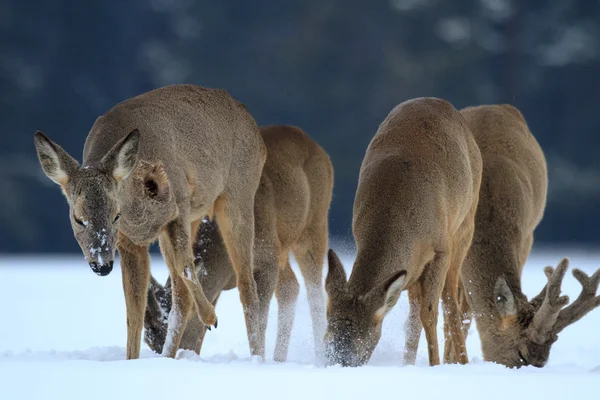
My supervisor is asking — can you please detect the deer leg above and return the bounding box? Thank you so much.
[442,275,468,364]
[442,224,473,365]
[293,230,327,361]
[159,216,216,358]
[214,196,264,357]
[419,252,448,366]
[274,257,300,362]
[253,249,279,355]
[444,280,472,364]
[457,282,473,349]
[117,232,150,360]
[404,283,423,365]
[192,293,222,354]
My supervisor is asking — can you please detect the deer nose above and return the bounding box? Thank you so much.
[89,261,114,276]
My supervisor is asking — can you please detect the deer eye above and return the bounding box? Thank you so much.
[518,350,529,366]
[113,213,121,224]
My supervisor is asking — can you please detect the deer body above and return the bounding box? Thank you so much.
[34,84,267,359]
[450,104,600,368]
[325,98,482,366]
[144,125,333,362]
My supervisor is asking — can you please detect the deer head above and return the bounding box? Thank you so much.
[480,258,600,368]
[34,130,140,276]
[324,249,406,367]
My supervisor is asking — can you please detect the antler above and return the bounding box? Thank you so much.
[529,267,551,310]
[553,267,600,334]
[527,258,570,344]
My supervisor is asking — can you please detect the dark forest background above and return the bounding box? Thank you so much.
[2,0,599,253]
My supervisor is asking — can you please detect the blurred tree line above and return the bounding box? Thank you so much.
[1,0,599,253]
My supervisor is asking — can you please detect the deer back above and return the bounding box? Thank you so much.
[85,84,266,245]
[349,97,482,292]
[460,105,547,304]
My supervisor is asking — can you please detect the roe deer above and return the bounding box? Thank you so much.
[444,104,600,368]
[324,98,482,366]
[34,84,267,359]
[144,125,334,362]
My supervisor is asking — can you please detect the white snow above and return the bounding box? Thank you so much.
[0,250,599,399]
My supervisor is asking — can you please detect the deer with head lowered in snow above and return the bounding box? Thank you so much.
[444,104,600,368]
[34,84,267,359]
[144,125,334,362]
[324,97,482,367]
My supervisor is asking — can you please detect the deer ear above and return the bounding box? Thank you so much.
[325,249,347,298]
[34,131,79,189]
[101,129,140,182]
[370,271,407,320]
[142,162,170,200]
[494,276,517,329]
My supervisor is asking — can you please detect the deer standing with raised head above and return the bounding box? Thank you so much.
[324,97,482,366]
[444,104,600,368]
[34,84,267,359]
[144,125,334,362]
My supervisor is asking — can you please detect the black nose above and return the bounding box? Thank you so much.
[89,261,113,276]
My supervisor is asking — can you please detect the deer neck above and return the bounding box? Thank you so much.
[346,237,417,297]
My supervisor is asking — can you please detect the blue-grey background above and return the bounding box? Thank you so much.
[2,0,599,253]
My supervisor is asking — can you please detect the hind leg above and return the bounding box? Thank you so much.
[293,227,327,360]
[441,265,469,364]
[419,252,449,366]
[445,280,472,363]
[442,223,473,365]
[253,244,279,355]
[214,196,264,357]
[404,283,423,365]
[274,256,300,362]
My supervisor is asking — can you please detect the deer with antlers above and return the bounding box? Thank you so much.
[34,84,267,359]
[144,125,333,362]
[324,97,482,367]
[444,104,600,367]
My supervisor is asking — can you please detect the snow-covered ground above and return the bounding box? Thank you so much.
[0,250,599,400]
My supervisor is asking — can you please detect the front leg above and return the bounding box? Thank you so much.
[159,216,216,358]
[117,232,150,360]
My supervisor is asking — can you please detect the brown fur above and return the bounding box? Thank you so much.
[144,125,334,362]
[446,104,600,368]
[324,98,482,367]
[34,84,267,359]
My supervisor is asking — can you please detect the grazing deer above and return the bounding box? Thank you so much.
[144,125,333,361]
[34,84,267,359]
[443,104,600,368]
[324,98,482,367]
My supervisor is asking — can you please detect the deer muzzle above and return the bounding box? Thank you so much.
[89,260,114,276]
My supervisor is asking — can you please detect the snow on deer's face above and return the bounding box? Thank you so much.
[34,129,140,276]
[67,169,121,276]
[324,249,406,367]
